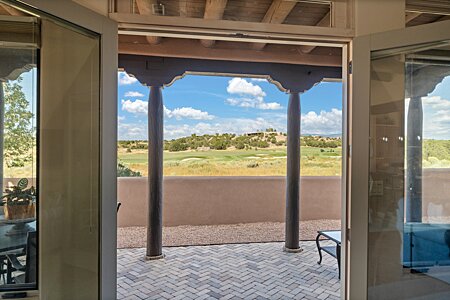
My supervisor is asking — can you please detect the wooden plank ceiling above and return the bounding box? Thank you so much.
[119,0,450,66]
[124,0,337,66]
[1,0,449,66]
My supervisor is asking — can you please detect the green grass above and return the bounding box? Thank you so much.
[119,146,342,176]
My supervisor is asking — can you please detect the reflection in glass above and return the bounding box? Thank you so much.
[368,45,450,299]
[0,52,38,289]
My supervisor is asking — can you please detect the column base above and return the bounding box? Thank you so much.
[283,246,303,253]
[145,254,165,260]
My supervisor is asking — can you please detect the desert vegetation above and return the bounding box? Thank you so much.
[117,131,450,177]
[118,131,342,176]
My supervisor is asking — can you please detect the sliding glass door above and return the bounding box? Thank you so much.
[368,42,450,300]
[0,1,111,298]
[350,19,450,300]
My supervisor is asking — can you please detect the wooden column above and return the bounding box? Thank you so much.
[146,86,164,259]
[285,92,302,252]
[406,96,423,222]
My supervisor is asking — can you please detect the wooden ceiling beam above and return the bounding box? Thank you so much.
[406,0,450,15]
[135,0,162,45]
[118,37,341,67]
[405,12,422,23]
[438,15,450,21]
[252,0,297,51]
[0,3,26,16]
[112,12,354,41]
[297,12,331,54]
[200,0,228,48]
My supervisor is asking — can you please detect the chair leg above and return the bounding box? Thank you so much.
[316,233,323,265]
[337,244,341,279]
[6,260,12,284]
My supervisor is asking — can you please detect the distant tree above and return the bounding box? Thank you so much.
[3,78,34,168]
[168,140,188,152]
[235,142,245,149]
[211,138,228,150]
[257,141,269,148]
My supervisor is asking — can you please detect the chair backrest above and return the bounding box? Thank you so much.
[25,231,37,283]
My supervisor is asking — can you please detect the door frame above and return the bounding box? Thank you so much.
[348,19,450,300]
[4,1,118,299]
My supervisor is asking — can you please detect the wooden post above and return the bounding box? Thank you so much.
[146,86,164,259]
[285,92,302,252]
[406,96,422,222]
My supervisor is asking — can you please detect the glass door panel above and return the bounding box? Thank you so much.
[368,43,450,299]
[0,11,39,291]
[39,19,100,299]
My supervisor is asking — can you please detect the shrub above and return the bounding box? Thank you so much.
[235,142,245,149]
[211,139,228,150]
[117,162,141,177]
[247,162,259,168]
[168,140,188,152]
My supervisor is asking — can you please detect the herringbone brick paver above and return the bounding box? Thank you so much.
[118,242,340,299]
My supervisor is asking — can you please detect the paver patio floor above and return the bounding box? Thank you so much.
[117,241,340,300]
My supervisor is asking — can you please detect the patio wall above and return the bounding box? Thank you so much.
[117,169,450,227]
[118,176,342,227]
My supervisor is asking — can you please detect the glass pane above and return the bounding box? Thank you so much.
[0,13,38,291]
[39,19,100,298]
[368,44,450,299]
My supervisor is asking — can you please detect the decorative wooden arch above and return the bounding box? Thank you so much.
[119,54,342,93]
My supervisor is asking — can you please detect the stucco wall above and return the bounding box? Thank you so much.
[117,176,342,227]
[5,170,448,227]
[422,169,450,219]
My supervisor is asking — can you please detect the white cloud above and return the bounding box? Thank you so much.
[251,78,267,82]
[118,122,147,140]
[409,96,450,140]
[225,77,282,110]
[124,91,145,97]
[301,108,342,135]
[120,107,344,140]
[118,72,138,85]
[422,95,450,110]
[121,99,148,114]
[121,99,214,120]
[259,102,282,110]
[227,77,266,98]
[226,97,282,110]
[165,107,214,120]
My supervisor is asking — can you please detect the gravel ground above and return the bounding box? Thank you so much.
[118,219,340,248]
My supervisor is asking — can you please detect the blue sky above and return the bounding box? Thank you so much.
[13,70,450,141]
[118,72,343,140]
